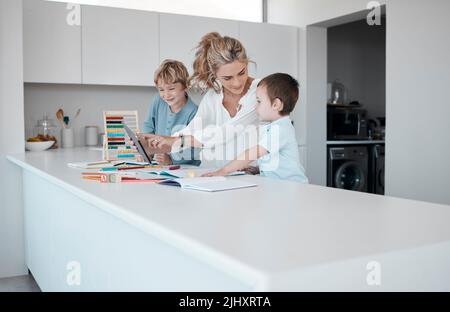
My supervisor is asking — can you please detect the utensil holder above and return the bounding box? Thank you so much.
[62,127,75,148]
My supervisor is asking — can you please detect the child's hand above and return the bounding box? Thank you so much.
[202,169,227,177]
[240,166,260,175]
[154,153,172,165]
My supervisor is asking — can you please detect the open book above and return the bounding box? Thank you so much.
[158,176,257,192]
[137,168,245,179]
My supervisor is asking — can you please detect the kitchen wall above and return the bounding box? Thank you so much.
[0,0,27,278]
[385,0,450,205]
[328,19,386,120]
[268,0,450,205]
[23,85,311,166]
[24,84,204,147]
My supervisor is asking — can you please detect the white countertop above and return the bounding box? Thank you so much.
[7,147,450,288]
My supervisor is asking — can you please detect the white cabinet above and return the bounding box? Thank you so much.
[81,5,159,86]
[23,2,300,86]
[159,14,239,74]
[239,22,298,79]
[23,0,82,83]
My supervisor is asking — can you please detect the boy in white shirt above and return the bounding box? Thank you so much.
[203,73,308,183]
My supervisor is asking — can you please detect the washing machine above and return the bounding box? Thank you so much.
[327,146,369,192]
[370,144,385,195]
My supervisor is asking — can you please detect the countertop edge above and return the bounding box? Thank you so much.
[7,154,269,288]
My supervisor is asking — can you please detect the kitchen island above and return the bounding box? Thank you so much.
[7,147,450,291]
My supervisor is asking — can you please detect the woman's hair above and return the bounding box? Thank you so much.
[188,32,250,93]
[154,59,189,88]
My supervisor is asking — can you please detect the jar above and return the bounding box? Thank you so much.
[33,115,59,148]
[329,80,348,105]
[85,125,99,146]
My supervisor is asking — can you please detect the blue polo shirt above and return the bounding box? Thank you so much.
[258,116,308,183]
[142,95,200,165]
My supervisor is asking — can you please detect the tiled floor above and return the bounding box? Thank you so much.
[0,274,41,292]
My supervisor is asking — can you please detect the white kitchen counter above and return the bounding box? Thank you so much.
[7,147,450,291]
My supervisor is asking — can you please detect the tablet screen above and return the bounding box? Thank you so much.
[123,124,152,163]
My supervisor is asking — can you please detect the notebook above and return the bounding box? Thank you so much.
[158,176,257,192]
[138,168,245,179]
[68,160,117,169]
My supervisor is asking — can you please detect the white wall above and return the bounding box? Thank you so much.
[328,19,386,120]
[385,0,450,205]
[0,0,27,278]
[23,85,203,147]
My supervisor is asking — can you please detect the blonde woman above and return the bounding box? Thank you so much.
[139,32,261,168]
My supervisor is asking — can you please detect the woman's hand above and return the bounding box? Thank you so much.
[137,133,174,154]
[154,136,179,152]
[202,169,227,177]
[153,153,172,165]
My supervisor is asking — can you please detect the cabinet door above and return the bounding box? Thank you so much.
[82,5,159,86]
[159,13,239,74]
[239,22,298,79]
[23,0,82,83]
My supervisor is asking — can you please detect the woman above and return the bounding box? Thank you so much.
[139,32,261,168]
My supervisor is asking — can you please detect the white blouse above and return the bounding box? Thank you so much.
[178,78,262,168]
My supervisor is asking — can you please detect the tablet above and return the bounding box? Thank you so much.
[123,124,152,163]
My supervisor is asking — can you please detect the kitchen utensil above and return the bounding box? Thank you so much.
[74,108,81,121]
[56,109,65,129]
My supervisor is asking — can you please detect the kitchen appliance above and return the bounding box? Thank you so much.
[369,144,385,195]
[327,146,369,192]
[368,118,386,140]
[328,80,348,105]
[327,106,369,140]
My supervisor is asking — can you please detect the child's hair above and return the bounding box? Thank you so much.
[188,32,250,93]
[257,73,299,115]
[154,59,189,88]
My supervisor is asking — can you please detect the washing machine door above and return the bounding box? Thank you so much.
[335,161,366,191]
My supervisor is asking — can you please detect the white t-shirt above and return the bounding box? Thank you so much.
[178,79,261,167]
[258,116,309,183]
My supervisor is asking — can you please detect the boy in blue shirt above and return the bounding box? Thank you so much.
[204,73,308,183]
[142,59,199,165]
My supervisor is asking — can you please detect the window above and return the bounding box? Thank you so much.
[46,0,263,22]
